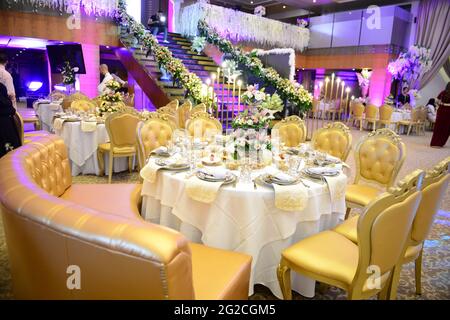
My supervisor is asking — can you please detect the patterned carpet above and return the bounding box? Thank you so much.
[0,125,448,300]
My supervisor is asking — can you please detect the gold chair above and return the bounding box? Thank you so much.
[396,107,425,136]
[335,157,450,297]
[345,129,406,218]
[350,102,364,131]
[378,104,394,129]
[62,92,89,110]
[136,113,177,169]
[310,99,319,119]
[178,100,193,129]
[70,99,97,112]
[364,104,378,131]
[13,112,46,145]
[325,100,341,121]
[272,115,307,148]
[123,93,135,107]
[49,90,67,101]
[191,103,207,116]
[157,105,177,126]
[165,99,179,111]
[311,122,352,161]
[277,170,424,300]
[97,111,140,183]
[186,111,222,141]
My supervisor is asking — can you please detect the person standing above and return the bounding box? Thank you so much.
[147,10,169,43]
[430,82,450,148]
[0,51,16,109]
[0,83,21,157]
[97,64,113,95]
[425,98,437,123]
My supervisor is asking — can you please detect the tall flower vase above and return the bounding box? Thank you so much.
[66,83,76,94]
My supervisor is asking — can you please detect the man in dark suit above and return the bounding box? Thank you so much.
[148,10,169,43]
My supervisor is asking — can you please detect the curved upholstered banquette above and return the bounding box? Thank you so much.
[0,134,251,299]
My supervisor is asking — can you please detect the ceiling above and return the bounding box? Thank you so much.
[0,36,73,50]
[210,0,412,17]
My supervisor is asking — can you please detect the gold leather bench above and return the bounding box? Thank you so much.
[0,134,252,299]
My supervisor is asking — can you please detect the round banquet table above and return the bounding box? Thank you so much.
[56,121,134,176]
[33,100,63,132]
[141,165,347,298]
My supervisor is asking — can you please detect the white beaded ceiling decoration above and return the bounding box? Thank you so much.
[5,0,118,17]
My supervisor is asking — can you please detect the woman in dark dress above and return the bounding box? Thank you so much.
[0,83,21,157]
[430,82,450,148]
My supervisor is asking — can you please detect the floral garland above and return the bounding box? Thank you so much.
[115,0,204,104]
[198,20,312,113]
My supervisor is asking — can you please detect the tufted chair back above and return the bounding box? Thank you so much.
[165,99,179,111]
[354,128,406,188]
[157,106,177,125]
[410,157,450,244]
[351,170,424,296]
[191,103,207,116]
[136,113,177,169]
[352,103,365,118]
[70,99,97,112]
[364,104,377,120]
[186,111,222,140]
[178,100,192,129]
[312,122,352,161]
[62,92,89,110]
[106,111,140,149]
[379,104,393,121]
[272,115,307,148]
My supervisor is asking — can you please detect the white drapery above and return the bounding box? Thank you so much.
[180,3,310,52]
[7,0,118,16]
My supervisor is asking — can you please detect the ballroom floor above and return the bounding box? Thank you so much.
[0,123,448,299]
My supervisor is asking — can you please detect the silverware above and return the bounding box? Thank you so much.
[253,179,258,190]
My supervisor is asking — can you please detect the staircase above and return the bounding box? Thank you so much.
[117,28,244,127]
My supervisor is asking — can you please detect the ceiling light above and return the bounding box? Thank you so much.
[283,5,286,9]
[250,1,254,3]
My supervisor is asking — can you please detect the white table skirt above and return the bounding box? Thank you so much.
[33,101,63,132]
[56,122,134,176]
[141,169,346,298]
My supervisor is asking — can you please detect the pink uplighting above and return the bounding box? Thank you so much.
[168,0,175,33]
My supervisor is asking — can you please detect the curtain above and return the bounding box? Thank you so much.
[444,57,450,78]
[415,0,450,89]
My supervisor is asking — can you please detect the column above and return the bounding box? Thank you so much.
[79,44,100,98]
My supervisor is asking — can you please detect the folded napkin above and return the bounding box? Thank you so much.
[185,176,224,204]
[323,175,346,202]
[307,167,340,175]
[198,167,229,180]
[81,120,97,132]
[273,183,308,212]
[151,146,168,155]
[272,171,296,183]
[140,160,162,183]
[325,154,341,163]
[53,118,65,132]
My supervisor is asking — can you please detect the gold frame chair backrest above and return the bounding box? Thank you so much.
[136,112,177,169]
[272,115,307,148]
[165,99,179,111]
[417,106,427,122]
[186,111,222,140]
[178,100,193,129]
[364,104,377,120]
[49,90,67,101]
[311,99,319,113]
[410,107,422,122]
[354,128,406,188]
[70,99,97,112]
[105,111,140,149]
[352,102,365,117]
[157,106,177,126]
[62,91,89,110]
[349,170,424,299]
[379,104,393,121]
[191,103,207,116]
[409,157,450,245]
[311,122,352,161]
[13,111,24,145]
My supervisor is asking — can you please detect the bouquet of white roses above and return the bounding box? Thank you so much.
[97,101,121,117]
[241,85,267,106]
[60,61,79,85]
[106,79,122,92]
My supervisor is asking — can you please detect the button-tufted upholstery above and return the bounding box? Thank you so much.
[178,100,192,129]
[0,134,251,299]
[62,92,89,110]
[186,111,222,140]
[70,99,97,112]
[272,115,307,148]
[136,116,176,169]
[345,129,405,211]
[312,122,352,161]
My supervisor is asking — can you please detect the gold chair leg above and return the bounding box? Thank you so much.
[359,119,363,131]
[407,125,412,136]
[128,156,133,173]
[415,249,423,295]
[387,263,402,300]
[97,150,105,176]
[345,207,351,219]
[108,151,114,184]
[277,262,292,300]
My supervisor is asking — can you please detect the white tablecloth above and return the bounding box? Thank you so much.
[141,168,346,298]
[391,111,411,122]
[33,100,63,132]
[56,122,134,176]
